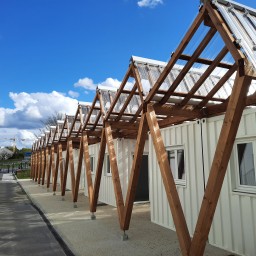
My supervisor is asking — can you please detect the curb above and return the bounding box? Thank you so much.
[16,177,76,256]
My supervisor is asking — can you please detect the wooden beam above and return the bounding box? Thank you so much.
[105,66,133,121]
[189,74,252,256]
[159,26,217,105]
[107,121,139,131]
[179,54,233,69]
[145,8,206,103]
[153,104,202,118]
[105,123,125,227]
[205,1,244,63]
[179,46,229,107]
[196,63,237,109]
[115,83,138,122]
[132,64,144,102]
[91,129,106,212]
[122,114,148,230]
[146,104,191,256]
[158,116,197,129]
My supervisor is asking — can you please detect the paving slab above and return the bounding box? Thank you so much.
[18,179,237,256]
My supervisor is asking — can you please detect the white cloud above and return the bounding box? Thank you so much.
[0,91,79,129]
[0,128,37,149]
[74,77,96,90]
[137,0,163,8]
[68,90,80,98]
[74,77,121,91]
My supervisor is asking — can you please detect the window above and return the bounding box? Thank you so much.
[167,146,185,185]
[235,142,256,191]
[90,156,94,173]
[105,154,111,175]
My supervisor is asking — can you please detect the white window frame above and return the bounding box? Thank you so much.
[234,139,256,194]
[166,145,186,186]
[104,154,111,176]
[90,155,94,173]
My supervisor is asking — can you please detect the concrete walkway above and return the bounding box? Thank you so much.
[18,178,237,256]
[0,173,67,256]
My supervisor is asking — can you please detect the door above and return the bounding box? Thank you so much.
[135,155,149,202]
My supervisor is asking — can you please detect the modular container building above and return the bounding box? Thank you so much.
[84,139,149,207]
[149,107,256,256]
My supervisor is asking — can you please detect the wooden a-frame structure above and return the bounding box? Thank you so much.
[30,0,256,255]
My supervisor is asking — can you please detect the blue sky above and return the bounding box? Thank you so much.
[0,0,256,148]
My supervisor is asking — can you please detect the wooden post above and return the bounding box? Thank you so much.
[58,144,64,191]
[73,136,85,203]
[146,104,191,256]
[122,114,148,230]
[189,74,252,256]
[80,133,94,206]
[31,153,34,179]
[91,129,106,212]
[34,152,38,182]
[68,139,76,198]
[42,147,48,186]
[47,145,54,188]
[37,150,42,184]
[52,144,60,193]
[61,141,69,196]
[40,149,46,185]
[105,123,125,227]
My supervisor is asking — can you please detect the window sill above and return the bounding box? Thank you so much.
[232,188,256,197]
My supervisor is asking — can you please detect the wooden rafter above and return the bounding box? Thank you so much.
[145,7,206,103]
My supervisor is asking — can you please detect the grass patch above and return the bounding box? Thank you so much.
[16,169,31,179]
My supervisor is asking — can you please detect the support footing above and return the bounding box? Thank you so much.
[61,196,65,201]
[53,192,56,196]
[73,203,77,208]
[121,231,128,241]
[91,213,96,220]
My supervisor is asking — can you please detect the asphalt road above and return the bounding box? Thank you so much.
[0,172,69,256]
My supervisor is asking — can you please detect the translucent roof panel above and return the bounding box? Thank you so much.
[213,0,256,69]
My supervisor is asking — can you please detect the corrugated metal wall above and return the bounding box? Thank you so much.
[84,139,149,207]
[149,108,256,256]
[202,108,256,256]
[149,121,205,234]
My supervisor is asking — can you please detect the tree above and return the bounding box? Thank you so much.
[41,112,64,130]
[0,148,14,160]
[36,112,64,137]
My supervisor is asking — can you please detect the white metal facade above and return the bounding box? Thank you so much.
[84,139,149,207]
[149,108,256,256]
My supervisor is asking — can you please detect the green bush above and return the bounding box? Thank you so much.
[16,169,31,179]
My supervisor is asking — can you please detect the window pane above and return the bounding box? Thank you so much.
[177,149,185,180]
[237,143,256,186]
[168,150,176,177]
[107,155,111,174]
[90,156,94,173]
